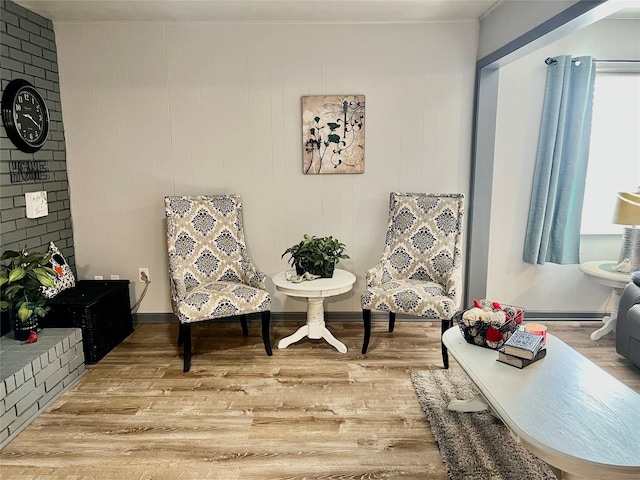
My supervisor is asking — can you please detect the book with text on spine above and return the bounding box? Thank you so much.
[497,347,547,368]
[502,329,544,360]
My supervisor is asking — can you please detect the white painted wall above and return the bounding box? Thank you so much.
[488,19,640,313]
[54,21,478,314]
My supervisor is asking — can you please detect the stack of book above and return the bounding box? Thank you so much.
[497,329,546,368]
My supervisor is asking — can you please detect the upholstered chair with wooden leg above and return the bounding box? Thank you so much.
[164,195,272,372]
[360,192,464,368]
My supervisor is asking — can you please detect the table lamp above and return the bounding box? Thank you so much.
[612,191,640,273]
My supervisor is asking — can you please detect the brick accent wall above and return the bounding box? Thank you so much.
[0,328,85,448]
[0,0,75,267]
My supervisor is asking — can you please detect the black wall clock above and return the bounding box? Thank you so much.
[2,79,50,153]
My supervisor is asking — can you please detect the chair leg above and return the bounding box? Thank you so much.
[441,318,450,369]
[240,315,249,337]
[182,323,192,373]
[177,321,183,345]
[388,312,396,332]
[362,309,371,354]
[261,311,272,356]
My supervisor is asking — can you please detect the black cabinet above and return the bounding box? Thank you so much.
[45,280,133,364]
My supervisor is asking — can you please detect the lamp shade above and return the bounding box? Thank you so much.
[612,192,640,226]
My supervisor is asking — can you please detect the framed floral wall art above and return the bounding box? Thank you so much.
[302,95,365,174]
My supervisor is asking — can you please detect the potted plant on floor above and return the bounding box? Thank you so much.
[281,234,349,278]
[0,247,56,340]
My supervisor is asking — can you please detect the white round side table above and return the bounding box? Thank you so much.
[272,269,356,353]
[579,260,631,341]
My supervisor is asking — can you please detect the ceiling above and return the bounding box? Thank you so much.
[14,0,505,23]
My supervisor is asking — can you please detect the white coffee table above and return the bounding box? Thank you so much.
[272,269,356,353]
[579,261,631,340]
[442,326,640,480]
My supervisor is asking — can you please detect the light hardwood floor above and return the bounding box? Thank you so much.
[1,320,638,479]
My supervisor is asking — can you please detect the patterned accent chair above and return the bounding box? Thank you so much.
[361,192,464,368]
[164,195,272,372]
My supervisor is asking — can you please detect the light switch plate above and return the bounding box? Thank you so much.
[25,191,48,219]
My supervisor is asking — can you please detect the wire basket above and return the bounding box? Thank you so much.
[455,305,523,350]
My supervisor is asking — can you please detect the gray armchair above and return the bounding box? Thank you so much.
[616,271,640,369]
[165,195,272,372]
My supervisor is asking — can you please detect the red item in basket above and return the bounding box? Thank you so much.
[485,326,503,343]
[511,308,524,324]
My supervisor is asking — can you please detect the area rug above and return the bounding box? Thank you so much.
[410,370,557,480]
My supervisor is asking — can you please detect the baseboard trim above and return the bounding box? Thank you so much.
[523,311,604,321]
[133,311,605,324]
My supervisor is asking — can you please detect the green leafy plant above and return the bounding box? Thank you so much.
[281,234,349,278]
[0,247,56,323]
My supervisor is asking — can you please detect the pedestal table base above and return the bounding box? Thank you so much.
[277,297,347,353]
[590,288,622,341]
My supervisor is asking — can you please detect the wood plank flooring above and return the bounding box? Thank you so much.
[1,320,638,479]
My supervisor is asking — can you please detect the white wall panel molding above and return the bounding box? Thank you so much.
[56,21,478,313]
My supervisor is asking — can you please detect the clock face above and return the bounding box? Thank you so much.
[1,79,50,153]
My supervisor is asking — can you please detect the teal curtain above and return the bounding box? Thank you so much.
[523,55,596,265]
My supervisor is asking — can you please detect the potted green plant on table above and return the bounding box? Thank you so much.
[0,247,56,341]
[281,234,349,278]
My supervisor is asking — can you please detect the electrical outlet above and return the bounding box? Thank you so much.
[138,268,149,283]
[94,275,103,280]
[110,274,119,280]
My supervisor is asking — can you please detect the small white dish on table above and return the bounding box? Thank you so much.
[272,269,356,353]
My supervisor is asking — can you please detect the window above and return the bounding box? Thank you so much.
[581,72,640,234]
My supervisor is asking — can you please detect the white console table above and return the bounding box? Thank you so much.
[443,326,640,480]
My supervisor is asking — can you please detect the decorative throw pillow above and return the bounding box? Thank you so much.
[42,241,76,298]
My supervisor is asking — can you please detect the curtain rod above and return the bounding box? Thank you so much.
[545,57,640,65]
